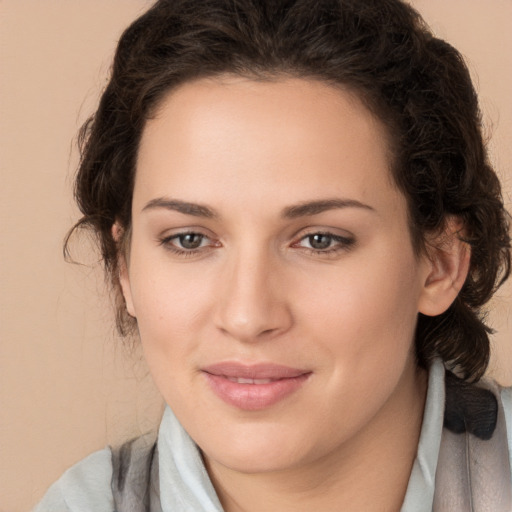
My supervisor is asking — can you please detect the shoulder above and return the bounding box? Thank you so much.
[32,447,114,512]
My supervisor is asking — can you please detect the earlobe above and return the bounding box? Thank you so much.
[112,223,136,318]
[418,218,471,317]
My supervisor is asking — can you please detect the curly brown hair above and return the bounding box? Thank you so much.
[67,0,510,381]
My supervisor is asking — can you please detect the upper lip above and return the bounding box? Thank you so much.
[202,362,309,380]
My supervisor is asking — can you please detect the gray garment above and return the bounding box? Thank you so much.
[34,360,512,512]
[111,433,162,512]
[32,449,114,512]
[433,379,512,510]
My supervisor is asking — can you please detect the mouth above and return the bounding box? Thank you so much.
[201,362,311,411]
[225,377,276,384]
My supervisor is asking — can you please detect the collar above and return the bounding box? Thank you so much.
[401,358,445,512]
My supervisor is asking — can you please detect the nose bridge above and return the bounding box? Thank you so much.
[214,243,291,341]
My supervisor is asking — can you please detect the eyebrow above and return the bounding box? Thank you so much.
[141,197,375,219]
[282,199,376,218]
[142,198,219,218]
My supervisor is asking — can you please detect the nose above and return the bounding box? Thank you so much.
[213,248,293,343]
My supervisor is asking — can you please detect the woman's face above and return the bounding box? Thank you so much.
[121,76,433,474]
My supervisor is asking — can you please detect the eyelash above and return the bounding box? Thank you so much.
[159,231,217,258]
[158,231,355,258]
[293,232,355,256]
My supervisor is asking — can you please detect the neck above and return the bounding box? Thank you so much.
[205,361,428,512]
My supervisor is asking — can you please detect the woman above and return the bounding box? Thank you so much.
[35,0,511,510]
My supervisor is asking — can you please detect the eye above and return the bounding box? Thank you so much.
[159,231,218,256]
[305,233,335,250]
[293,231,355,254]
[175,233,207,250]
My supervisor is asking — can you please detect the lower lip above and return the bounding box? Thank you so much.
[203,373,311,411]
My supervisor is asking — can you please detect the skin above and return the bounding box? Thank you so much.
[119,76,469,511]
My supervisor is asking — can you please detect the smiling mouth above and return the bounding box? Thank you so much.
[226,377,275,384]
[201,362,311,410]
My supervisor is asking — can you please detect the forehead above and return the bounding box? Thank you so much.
[134,76,402,217]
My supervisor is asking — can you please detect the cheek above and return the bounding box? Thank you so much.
[301,253,420,334]
[130,271,210,406]
[292,247,422,385]
[127,253,216,366]
[130,237,214,318]
[134,284,209,346]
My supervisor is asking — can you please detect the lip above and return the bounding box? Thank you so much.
[202,362,311,411]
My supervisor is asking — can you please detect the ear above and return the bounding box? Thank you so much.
[112,223,136,318]
[418,217,471,317]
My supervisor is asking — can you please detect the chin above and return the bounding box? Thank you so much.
[207,448,303,475]
[200,422,312,474]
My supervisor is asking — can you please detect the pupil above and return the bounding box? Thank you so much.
[310,234,331,249]
[180,234,202,249]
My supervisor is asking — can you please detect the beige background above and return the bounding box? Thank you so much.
[0,1,511,510]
